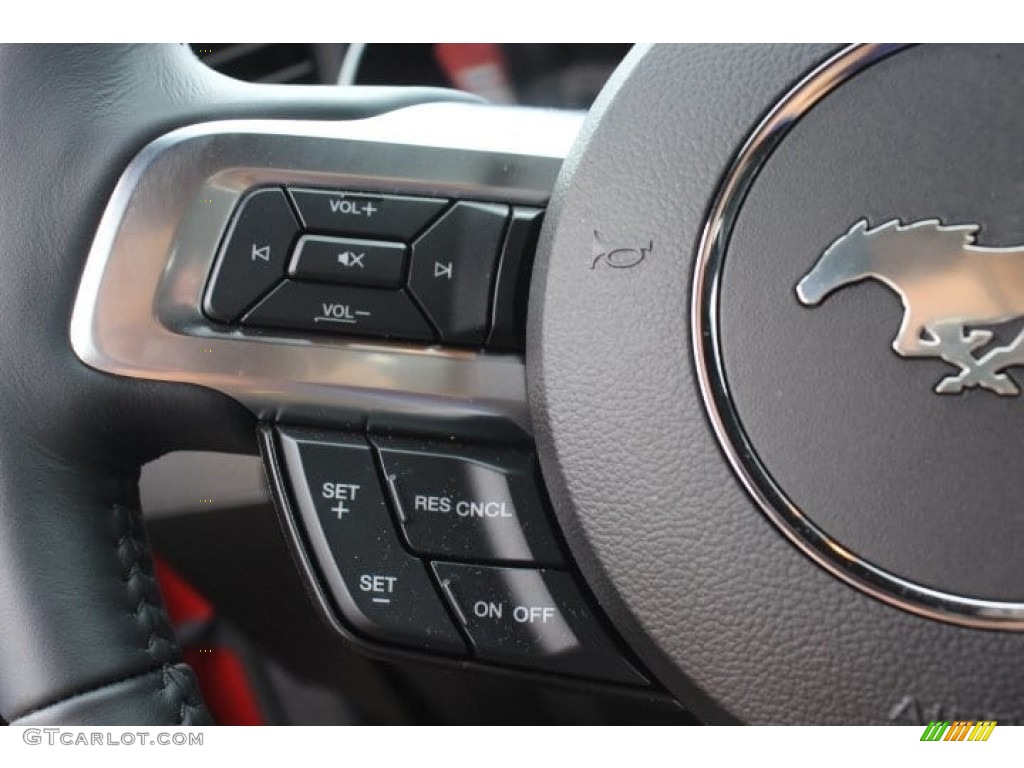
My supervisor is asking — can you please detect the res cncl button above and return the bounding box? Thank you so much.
[374,437,563,566]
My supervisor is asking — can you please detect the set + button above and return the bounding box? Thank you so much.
[277,429,464,653]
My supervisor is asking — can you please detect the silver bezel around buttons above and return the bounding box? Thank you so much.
[71,103,583,435]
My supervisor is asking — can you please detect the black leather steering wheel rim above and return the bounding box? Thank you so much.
[0,43,474,725]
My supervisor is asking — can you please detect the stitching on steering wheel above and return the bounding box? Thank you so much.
[111,504,210,724]
[112,504,178,662]
[162,664,206,726]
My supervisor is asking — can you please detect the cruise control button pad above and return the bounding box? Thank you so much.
[271,427,644,685]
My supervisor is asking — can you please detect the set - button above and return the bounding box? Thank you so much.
[277,431,465,654]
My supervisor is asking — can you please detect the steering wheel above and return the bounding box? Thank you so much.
[3,43,1022,726]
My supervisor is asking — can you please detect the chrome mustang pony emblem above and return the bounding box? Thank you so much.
[797,219,1024,396]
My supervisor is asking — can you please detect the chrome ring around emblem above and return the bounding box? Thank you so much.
[691,43,1024,630]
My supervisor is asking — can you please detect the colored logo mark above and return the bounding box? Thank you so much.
[920,720,996,742]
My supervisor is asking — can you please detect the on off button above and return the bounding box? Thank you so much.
[433,563,645,685]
